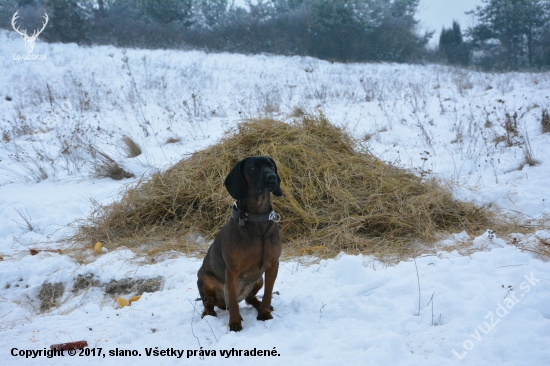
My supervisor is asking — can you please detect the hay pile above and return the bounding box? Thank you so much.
[77,115,493,260]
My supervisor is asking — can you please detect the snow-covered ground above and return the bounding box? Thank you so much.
[0,30,549,364]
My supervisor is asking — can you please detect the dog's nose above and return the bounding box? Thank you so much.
[266,174,277,183]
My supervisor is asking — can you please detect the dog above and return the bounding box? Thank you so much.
[197,156,282,332]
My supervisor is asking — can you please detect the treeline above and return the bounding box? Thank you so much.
[0,0,431,63]
[1,0,550,70]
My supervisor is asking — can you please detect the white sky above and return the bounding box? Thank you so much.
[232,0,483,46]
[416,0,482,45]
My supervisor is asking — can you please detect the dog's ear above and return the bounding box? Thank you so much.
[224,159,248,200]
[268,157,283,197]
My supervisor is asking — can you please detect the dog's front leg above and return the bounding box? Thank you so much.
[257,262,278,321]
[225,269,243,331]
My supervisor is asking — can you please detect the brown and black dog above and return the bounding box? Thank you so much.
[197,156,282,332]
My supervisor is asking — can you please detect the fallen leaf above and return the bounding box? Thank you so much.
[129,295,141,303]
[116,297,130,308]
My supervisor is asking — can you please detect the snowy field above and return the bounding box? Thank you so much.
[1,30,549,364]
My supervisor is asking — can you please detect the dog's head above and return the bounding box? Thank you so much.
[224,156,282,200]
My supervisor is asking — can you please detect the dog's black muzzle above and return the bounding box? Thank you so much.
[265,173,277,192]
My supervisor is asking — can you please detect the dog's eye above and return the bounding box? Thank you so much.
[250,166,257,171]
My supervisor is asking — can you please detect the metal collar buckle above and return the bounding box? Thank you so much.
[231,202,281,226]
[268,210,281,223]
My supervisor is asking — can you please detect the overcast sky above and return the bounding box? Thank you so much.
[416,0,482,44]
[232,0,484,46]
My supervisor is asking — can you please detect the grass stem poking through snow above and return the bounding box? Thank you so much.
[187,298,204,358]
[13,207,36,232]
[414,257,421,316]
[425,291,435,326]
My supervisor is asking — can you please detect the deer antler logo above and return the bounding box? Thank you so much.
[11,11,49,54]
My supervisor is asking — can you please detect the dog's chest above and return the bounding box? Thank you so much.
[238,268,265,284]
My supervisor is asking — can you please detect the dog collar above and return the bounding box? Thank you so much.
[231,202,281,226]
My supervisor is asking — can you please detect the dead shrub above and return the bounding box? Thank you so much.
[72,274,100,292]
[38,282,65,312]
[542,109,550,134]
[105,277,163,296]
[502,112,520,146]
[75,115,497,261]
[494,112,521,147]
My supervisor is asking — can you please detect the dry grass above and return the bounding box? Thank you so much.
[516,216,550,261]
[521,240,550,260]
[75,114,498,262]
[121,136,142,158]
[165,137,181,144]
[92,151,135,180]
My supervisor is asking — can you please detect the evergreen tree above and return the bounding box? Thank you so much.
[439,21,470,66]
[468,0,550,69]
[1,0,433,62]
[139,0,195,25]
[43,0,90,43]
[366,0,432,62]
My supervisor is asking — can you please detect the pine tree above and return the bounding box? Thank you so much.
[139,0,195,25]
[468,0,550,69]
[43,0,90,43]
[439,21,470,66]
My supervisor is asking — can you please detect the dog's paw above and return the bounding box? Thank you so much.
[229,321,243,332]
[256,309,273,321]
[201,308,217,318]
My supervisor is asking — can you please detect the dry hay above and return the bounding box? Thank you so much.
[75,114,496,261]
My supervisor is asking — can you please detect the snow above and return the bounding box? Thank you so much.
[1,30,550,364]
[1,247,549,365]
